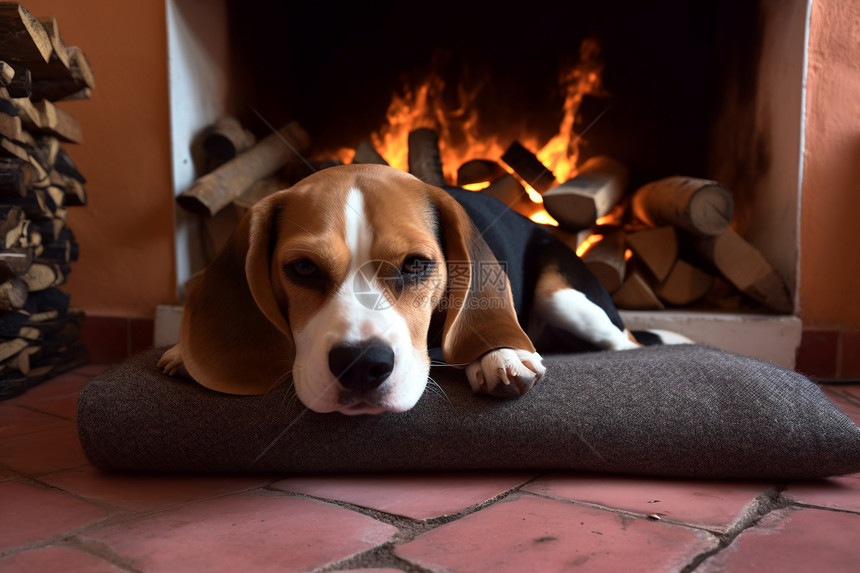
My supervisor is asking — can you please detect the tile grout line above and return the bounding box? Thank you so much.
[0,476,284,565]
[678,486,788,572]
[785,500,860,517]
[8,402,78,423]
[269,476,547,572]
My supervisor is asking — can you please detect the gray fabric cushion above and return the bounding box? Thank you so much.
[77,345,860,479]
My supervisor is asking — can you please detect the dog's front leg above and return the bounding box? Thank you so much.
[157,344,188,377]
[465,348,546,398]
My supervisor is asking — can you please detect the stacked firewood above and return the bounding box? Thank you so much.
[175,115,310,266]
[476,143,793,314]
[0,3,93,398]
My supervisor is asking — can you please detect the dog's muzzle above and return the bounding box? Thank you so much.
[328,338,395,393]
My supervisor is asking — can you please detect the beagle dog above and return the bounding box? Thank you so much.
[159,164,644,415]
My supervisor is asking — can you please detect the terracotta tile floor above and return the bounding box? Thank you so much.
[2,365,860,572]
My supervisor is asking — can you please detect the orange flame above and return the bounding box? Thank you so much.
[537,38,605,184]
[365,38,605,225]
[576,234,605,257]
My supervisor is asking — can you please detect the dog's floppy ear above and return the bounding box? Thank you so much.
[424,186,535,367]
[179,191,294,395]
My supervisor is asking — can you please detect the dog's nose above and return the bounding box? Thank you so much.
[328,339,395,393]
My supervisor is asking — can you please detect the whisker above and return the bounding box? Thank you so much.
[266,368,293,394]
[278,380,299,412]
[429,360,469,368]
[424,376,455,410]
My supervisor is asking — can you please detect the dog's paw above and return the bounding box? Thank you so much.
[465,348,545,398]
[157,345,187,377]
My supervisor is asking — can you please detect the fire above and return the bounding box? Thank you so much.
[462,181,490,192]
[537,38,605,184]
[364,37,605,226]
[576,234,604,257]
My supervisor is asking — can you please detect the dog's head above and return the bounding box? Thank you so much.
[179,164,532,414]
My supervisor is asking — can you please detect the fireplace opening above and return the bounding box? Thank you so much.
[227,1,755,188]
[166,0,808,367]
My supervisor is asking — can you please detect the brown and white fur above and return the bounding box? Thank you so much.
[159,164,646,415]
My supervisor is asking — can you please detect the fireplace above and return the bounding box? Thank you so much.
[160,0,808,368]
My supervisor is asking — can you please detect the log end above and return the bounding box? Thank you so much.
[612,271,665,310]
[542,190,597,231]
[176,193,216,217]
[585,260,623,293]
[688,185,734,237]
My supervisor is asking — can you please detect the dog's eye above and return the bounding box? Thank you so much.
[401,256,434,277]
[285,258,324,281]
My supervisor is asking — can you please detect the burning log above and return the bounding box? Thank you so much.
[541,155,628,231]
[457,159,505,188]
[550,227,592,256]
[580,228,627,293]
[407,128,445,187]
[612,268,664,310]
[653,259,714,306]
[694,229,792,313]
[352,140,388,165]
[177,121,310,217]
[632,176,734,237]
[203,116,256,162]
[481,173,541,218]
[625,226,678,282]
[500,141,556,194]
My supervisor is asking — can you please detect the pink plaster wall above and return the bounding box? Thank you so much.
[21,0,177,319]
[801,0,860,328]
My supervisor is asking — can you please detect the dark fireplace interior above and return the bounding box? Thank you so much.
[225,0,762,193]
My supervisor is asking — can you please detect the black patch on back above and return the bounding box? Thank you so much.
[442,186,625,333]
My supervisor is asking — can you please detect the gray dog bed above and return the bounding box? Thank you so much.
[77,345,860,479]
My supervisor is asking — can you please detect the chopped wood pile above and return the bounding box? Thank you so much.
[178,117,792,316]
[492,140,791,314]
[0,3,93,398]
[499,143,790,314]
